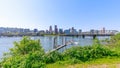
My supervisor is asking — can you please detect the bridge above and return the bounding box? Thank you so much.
[0,32,115,39]
[61,33,114,39]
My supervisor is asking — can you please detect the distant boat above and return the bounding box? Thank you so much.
[74,42,79,45]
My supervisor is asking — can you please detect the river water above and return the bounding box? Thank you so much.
[0,36,110,58]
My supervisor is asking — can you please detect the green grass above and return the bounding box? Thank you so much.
[46,57,120,68]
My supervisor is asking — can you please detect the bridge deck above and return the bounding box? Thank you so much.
[63,33,114,36]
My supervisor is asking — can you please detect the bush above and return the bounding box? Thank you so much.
[63,44,120,62]
[44,51,63,64]
[10,36,44,55]
[0,36,46,68]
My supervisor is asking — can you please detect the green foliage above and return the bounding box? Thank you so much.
[1,36,46,68]
[66,58,82,64]
[93,38,101,45]
[111,33,120,42]
[63,41,120,62]
[44,51,63,64]
[10,36,44,55]
[106,33,120,46]
[105,33,120,52]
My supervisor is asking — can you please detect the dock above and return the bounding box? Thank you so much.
[47,41,77,53]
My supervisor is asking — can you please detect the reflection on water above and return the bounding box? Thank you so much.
[0,36,110,58]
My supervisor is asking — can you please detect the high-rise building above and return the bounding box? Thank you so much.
[103,27,105,34]
[70,27,76,34]
[34,29,38,33]
[46,30,49,34]
[64,29,70,35]
[59,28,63,34]
[54,25,58,34]
[79,29,82,34]
[49,26,52,34]
[70,27,78,34]
[39,30,45,35]
[71,27,74,34]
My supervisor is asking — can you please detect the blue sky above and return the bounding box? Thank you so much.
[0,0,120,31]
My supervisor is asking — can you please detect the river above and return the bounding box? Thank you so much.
[0,36,110,58]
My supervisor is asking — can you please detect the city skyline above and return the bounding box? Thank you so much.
[0,25,119,32]
[0,0,120,31]
[0,25,118,33]
[0,25,118,37]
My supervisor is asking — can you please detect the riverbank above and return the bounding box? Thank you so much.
[47,57,120,68]
[1,33,120,68]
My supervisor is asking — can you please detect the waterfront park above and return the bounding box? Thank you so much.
[1,32,120,68]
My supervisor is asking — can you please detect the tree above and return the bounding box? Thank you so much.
[1,36,45,68]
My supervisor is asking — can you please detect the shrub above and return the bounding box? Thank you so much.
[63,43,120,62]
[1,36,46,68]
[44,51,63,64]
[10,36,44,56]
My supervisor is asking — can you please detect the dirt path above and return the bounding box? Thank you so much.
[68,64,120,68]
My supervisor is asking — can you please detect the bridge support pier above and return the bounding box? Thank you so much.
[82,35,85,39]
[53,37,57,49]
[93,35,96,39]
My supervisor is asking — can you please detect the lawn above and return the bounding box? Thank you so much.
[46,57,120,68]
